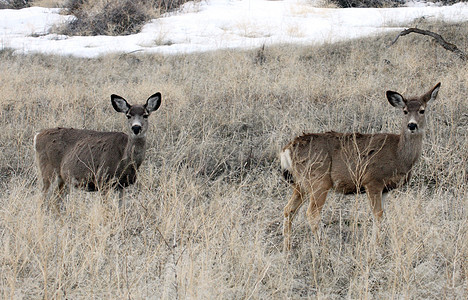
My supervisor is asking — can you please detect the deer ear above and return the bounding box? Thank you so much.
[145,92,161,113]
[111,94,130,113]
[425,82,441,103]
[387,91,406,108]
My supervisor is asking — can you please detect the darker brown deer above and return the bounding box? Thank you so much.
[34,93,162,209]
[280,83,440,250]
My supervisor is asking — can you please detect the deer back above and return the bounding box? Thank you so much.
[35,127,128,188]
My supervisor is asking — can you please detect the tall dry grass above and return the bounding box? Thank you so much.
[0,20,467,298]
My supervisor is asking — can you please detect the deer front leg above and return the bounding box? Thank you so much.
[118,187,125,209]
[283,184,304,251]
[365,183,385,243]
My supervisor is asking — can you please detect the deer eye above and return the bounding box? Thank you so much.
[419,110,425,114]
[143,114,149,119]
[126,114,131,119]
[403,110,408,115]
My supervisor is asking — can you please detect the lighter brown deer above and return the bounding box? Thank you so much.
[34,93,161,210]
[280,83,440,250]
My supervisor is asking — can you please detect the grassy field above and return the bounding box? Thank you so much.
[0,20,467,299]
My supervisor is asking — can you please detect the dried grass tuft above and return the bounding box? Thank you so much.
[0,20,467,298]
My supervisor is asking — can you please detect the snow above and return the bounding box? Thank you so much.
[1,0,468,57]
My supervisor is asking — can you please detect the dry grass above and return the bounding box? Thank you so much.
[0,20,467,298]
[55,0,198,36]
[32,0,67,8]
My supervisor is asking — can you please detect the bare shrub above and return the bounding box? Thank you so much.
[332,0,467,7]
[60,0,193,36]
[0,0,33,9]
[156,0,191,11]
[330,0,404,7]
[60,0,150,36]
[437,0,468,4]
[63,0,85,14]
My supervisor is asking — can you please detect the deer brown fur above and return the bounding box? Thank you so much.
[280,83,441,250]
[34,93,161,209]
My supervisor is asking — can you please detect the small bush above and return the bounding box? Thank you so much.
[331,0,467,7]
[60,0,193,36]
[0,0,33,9]
[61,0,150,36]
[330,0,404,7]
[64,0,85,14]
[156,0,191,12]
[438,0,468,4]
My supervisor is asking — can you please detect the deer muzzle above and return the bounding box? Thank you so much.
[407,123,418,132]
[132,125,142,135]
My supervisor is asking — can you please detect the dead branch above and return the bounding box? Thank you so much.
[389,28,466,61]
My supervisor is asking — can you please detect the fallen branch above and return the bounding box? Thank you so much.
[389,28,466,61]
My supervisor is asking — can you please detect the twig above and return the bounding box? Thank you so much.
[389,28,467,61]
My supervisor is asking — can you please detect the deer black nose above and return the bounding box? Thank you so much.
[408,123,418,131]
[132,125,142,135]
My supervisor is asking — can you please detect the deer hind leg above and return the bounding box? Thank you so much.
[283,184,304,251]
[365,183,384,222]
[40,171,66,213]
[306,177,332,236]
[37,163,55,207]
[40,176,52,200]
[51,176,67,212]
[118,187,125,209]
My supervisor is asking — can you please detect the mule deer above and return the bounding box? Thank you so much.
[280,83,440,250]
[34,93,162,209]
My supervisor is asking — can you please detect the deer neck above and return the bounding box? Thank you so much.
[123,135,147,168]
[397,130,423,172]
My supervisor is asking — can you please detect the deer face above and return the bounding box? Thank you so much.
[403,100,426,134]
[111,93,162,137]
[125,105,149,136]
[386,82,440,135]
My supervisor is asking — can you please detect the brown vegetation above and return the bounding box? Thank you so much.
[0,20,466,298]
[58,0,196,36]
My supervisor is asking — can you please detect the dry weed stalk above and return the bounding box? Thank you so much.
[0,21,466,298]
